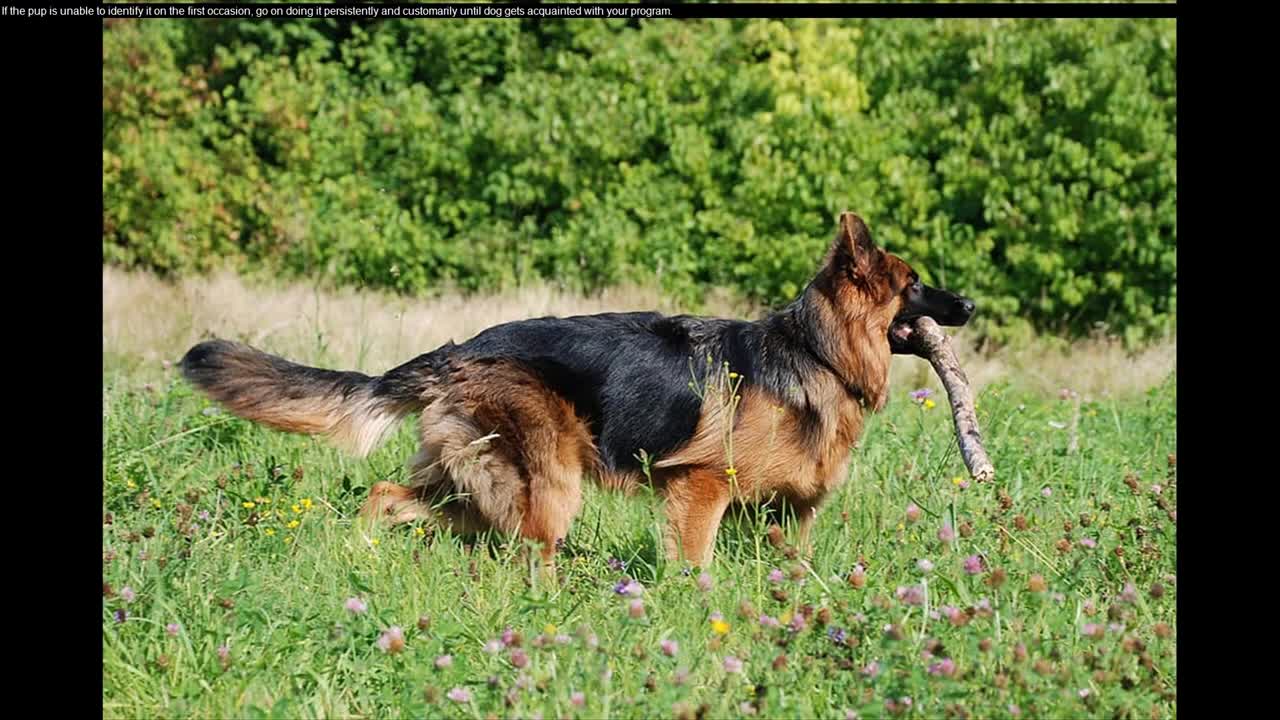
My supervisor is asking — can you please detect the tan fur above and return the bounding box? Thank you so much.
[233,393,405,458]
[359,360,595,580]
[595,469,646,495]
[656,384,860,500]
[661,467,734,567]
[328,396,413,457]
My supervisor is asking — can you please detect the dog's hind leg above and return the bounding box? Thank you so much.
[404,362,596,586]
[360,480,495,536]
[517,440,586,587]
[661,467,732,568]
[360,482,436,525]
[359,435,493,534]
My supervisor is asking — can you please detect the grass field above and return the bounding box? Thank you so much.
[102,270,1177,719]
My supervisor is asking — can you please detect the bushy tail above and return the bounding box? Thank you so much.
[179,339,430,457]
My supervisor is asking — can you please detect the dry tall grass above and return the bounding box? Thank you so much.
[103,266,1174,398]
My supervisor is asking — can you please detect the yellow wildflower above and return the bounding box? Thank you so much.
[291,504,303,514]
[415,527,425,537]
[725,467,738,478]
[287,520,300,529]
[711,619,730,635]
[300,498,313,510]
[923,399,936,410]
[264,528,276,537]
[544,624,558,636]
[126,480,137,490]
[242,501,256,509]
[152,499,162,509]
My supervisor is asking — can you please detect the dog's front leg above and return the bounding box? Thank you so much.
[794,503,820,557]
[662,468,732,569]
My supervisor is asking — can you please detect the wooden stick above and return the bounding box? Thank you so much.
[904,317,995,482]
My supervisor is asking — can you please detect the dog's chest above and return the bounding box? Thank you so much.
[729,389,865,505]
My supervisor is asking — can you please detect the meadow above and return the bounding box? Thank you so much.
[103,268,1176,719]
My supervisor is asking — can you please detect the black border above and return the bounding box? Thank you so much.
[78,2,1181,19]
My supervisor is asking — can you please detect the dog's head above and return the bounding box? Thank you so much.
[824,212,975,354]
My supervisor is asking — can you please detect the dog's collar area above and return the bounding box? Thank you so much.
[798,337,869,408]
[771,298,873,410]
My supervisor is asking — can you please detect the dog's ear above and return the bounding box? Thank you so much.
[833,211,878,275]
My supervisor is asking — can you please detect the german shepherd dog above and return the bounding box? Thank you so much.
[181,212,974,578]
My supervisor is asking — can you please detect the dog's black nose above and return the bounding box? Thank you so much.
[958,298,975,315]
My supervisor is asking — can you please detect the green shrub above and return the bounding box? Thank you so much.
[103,18,1175,346]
